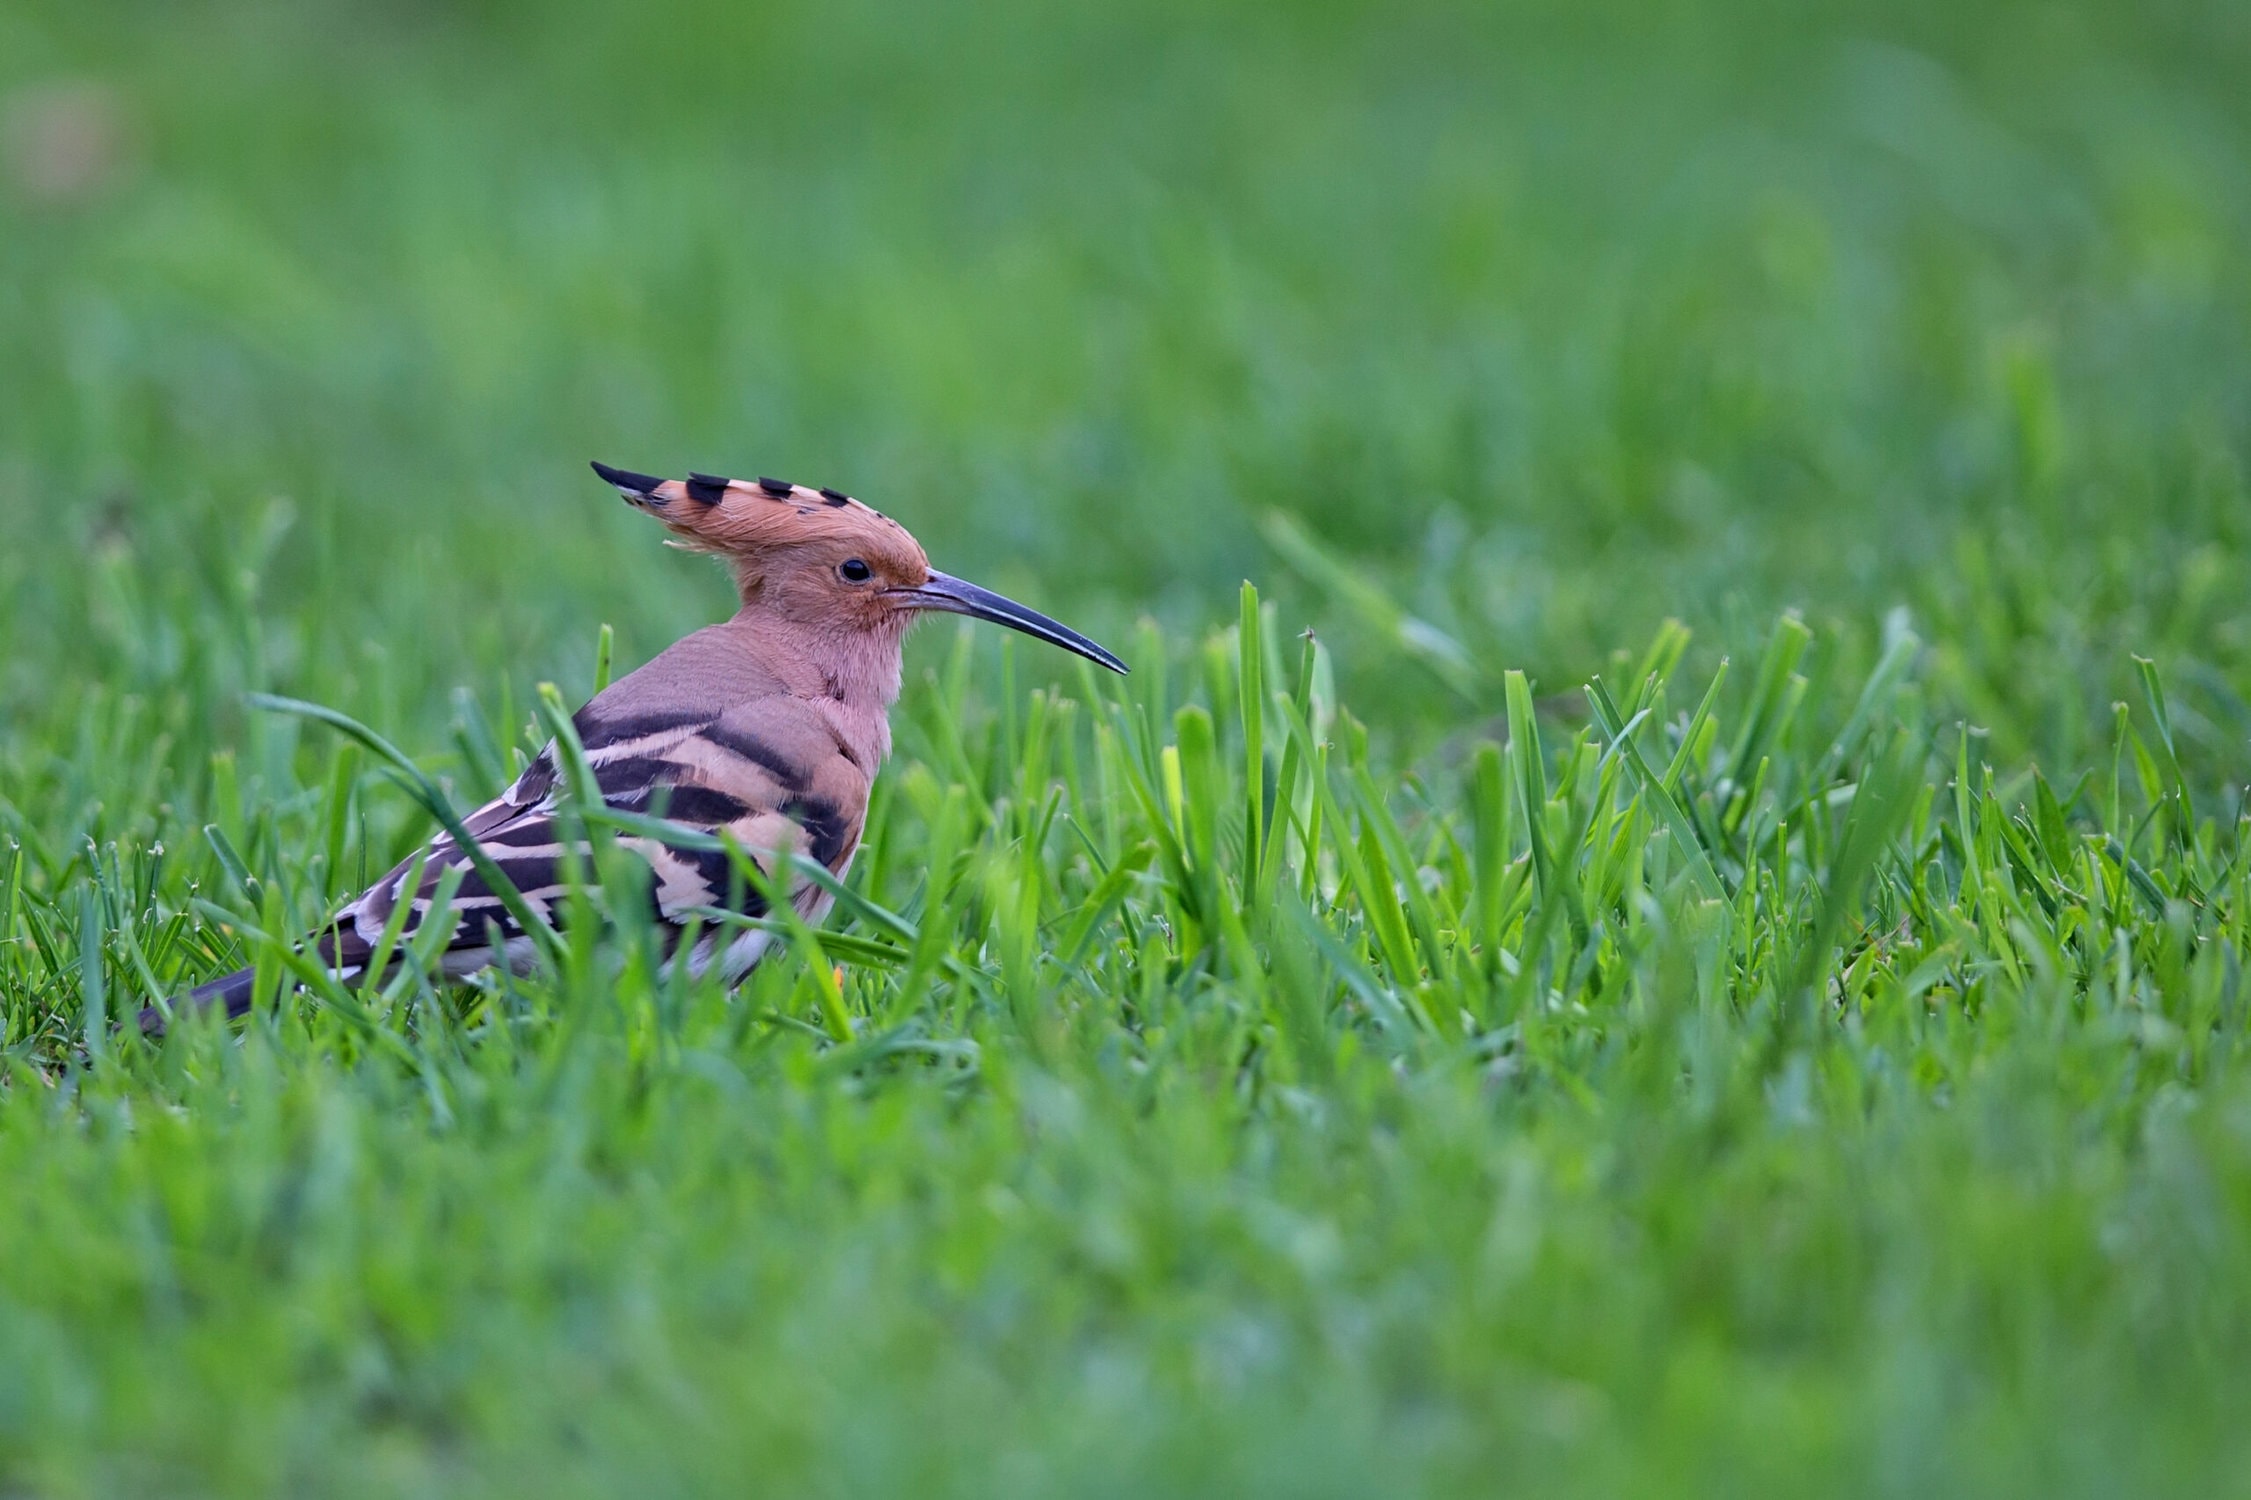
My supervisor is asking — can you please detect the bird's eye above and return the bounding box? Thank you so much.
[838,558,873,583]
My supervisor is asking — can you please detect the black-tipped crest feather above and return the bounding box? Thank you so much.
[591,460,665,495]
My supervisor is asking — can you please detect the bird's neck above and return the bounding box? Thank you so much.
[720,605,908,766]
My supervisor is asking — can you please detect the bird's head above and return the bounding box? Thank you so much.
[593,462,1126,675]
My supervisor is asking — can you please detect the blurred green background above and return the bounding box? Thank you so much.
[5,0,2247,770]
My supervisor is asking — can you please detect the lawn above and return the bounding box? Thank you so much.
[3,0,2251,1493]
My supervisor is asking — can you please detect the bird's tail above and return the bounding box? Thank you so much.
[137,965,258,1036]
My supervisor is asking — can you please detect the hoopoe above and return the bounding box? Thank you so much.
[142,463,1125,1032]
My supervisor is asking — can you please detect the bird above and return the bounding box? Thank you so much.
[141,462,1126,1033]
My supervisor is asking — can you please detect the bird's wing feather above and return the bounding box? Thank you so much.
[331,693,868,966]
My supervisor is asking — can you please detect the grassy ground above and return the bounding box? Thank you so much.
[4,0,2251,1493]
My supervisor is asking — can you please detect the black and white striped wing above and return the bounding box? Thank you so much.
[329,700,865,979]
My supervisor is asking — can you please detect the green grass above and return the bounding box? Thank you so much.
[4,0,2251,1493]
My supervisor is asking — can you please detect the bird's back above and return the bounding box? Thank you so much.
[333,620,874,983]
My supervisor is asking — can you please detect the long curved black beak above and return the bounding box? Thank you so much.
[892,571,1128,675]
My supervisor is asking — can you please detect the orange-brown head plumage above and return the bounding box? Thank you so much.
[590,461,1127,677]
[594,463,928,618]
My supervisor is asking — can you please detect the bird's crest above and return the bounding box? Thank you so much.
[591,461,928,596]
[592,460,915,545]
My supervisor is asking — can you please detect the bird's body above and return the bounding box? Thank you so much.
[148,464,1123,1030]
